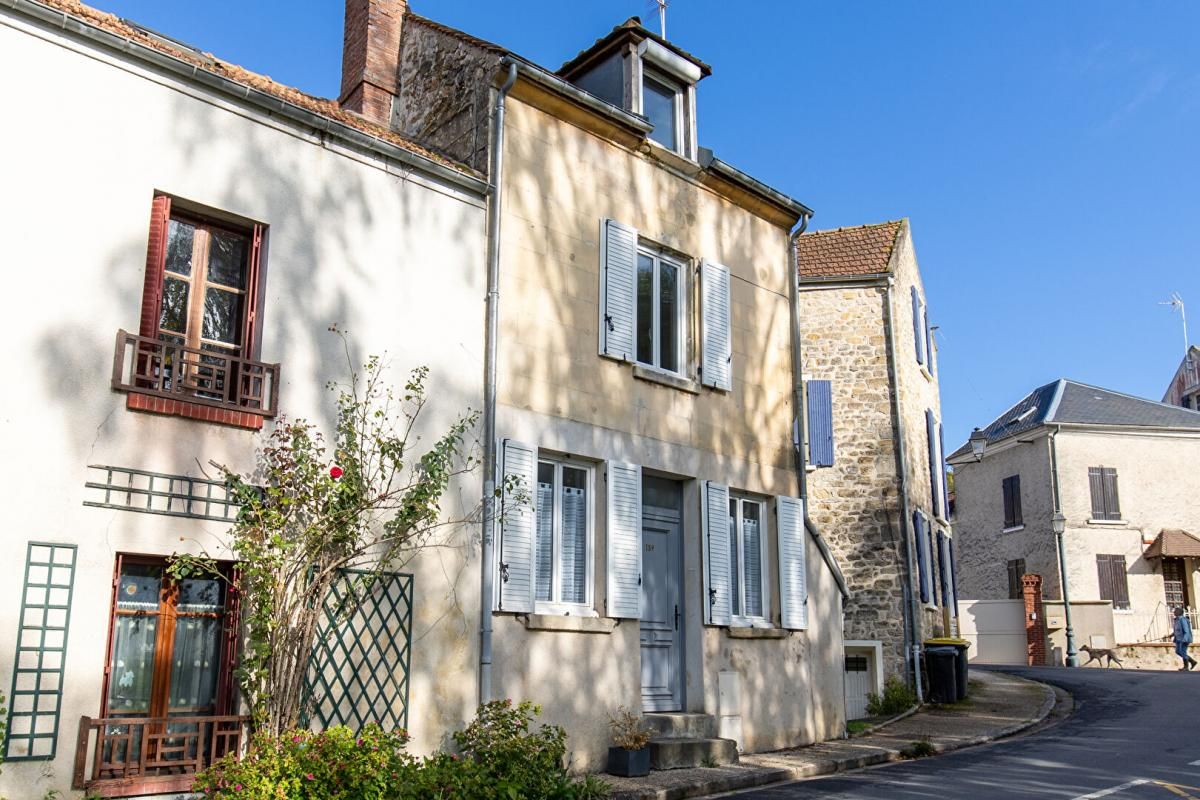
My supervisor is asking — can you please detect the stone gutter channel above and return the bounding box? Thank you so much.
[606,670,1063,800]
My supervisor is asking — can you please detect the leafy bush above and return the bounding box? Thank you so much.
[866,676,918,717]
[193,701,607,800]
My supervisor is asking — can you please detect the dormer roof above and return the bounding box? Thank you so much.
[557,16,712,82]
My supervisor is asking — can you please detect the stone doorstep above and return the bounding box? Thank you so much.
[649,736,739,770]
[643,712,718,739]
[608,765,793,800]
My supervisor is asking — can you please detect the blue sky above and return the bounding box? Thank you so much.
[98,0,1200,448]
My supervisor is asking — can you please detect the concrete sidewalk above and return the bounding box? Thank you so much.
[605,669,1059,800]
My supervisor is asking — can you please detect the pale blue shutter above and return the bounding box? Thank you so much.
[926,410,940,517]
[600,219,638,361]
[499,440,537,613]
[948,538,960,618]
[700,259,732,390]
[606,460,642,619]
[911,286,925,365]
[925,310,936,376]
[937,530,950,608]
[938,422,949,519]
[806,380,834,467]
[704,482,732,626]
[913,511,930,605]
[776,496,808,630]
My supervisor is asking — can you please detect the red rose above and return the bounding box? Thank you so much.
[330,466,344,479]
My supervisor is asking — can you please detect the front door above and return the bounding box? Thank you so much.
[640,476,683,712]
[1164,558,1190,609]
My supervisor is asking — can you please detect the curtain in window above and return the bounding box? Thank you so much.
[560,470,588,604]
[535,466,555,603]
[727,500,740,616]
[743,505,763,617]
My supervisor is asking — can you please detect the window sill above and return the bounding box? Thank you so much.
[126,392,264,430]
[520,614,616,634]
[632,364,701,394]
[1087,519,1126,526]
[726,626,788,639]
[1002,525,1026,534]
[643,139,701,174]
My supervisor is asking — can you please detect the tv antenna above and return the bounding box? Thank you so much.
[1160,292,1189,354]
[651,0,668,38]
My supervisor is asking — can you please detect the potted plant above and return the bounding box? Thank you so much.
[607,706,653,777]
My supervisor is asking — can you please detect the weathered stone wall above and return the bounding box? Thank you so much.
[394,18,500,174]
[799,283,909,676]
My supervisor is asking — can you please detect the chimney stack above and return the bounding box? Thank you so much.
[339,0,406,125]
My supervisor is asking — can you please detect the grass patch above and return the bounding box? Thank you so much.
[701,756,720,768]
[846,720,873,735]
[900,737,936,759]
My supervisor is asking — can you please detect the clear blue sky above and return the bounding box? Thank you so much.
[98,0,1200,449]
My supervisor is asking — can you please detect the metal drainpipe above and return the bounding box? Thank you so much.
[882,276,924,701]
[479,61,518,707]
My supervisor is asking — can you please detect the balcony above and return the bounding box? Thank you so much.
[72,714,249,797]
[111,329,279,419]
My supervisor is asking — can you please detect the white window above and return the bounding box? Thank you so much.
[534,457,594,612]
[642,70,681,152]
[728,494,767,622]
[636,246,686,374]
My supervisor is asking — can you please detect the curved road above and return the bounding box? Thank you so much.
[728,667,1200,800]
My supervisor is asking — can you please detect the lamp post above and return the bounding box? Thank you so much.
[1052,511,1080,667]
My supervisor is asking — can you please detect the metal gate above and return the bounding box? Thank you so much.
[301,569,413,732]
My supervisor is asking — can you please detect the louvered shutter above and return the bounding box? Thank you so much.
[600,219,638,361]
[926,410,941,516]
[937,530,951,609]
[911,286,925,365]
[947,538,959,618]
[1002,477,1015,529]
[806,380,834,467]
[924,309,936,376]
[606,461,642,619]
[938,422,949,519]
[1089,468,1106,519]
[914,512,930,604]
[700,259,733,390]
[1111,555,1130,609]
[139,195,171,338]
[776,496,808,630]
[1102,468,1121,520]
[241,224,265,359]
[1096,555,1114,605]
[704,482,732,626]
[498,440,537,613]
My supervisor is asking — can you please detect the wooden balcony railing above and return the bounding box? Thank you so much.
[111,329,279,417]
[73,714,249,797]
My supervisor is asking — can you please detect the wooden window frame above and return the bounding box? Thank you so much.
[635,244,688,377]
[728,494,769,625]
[533,456,596,616]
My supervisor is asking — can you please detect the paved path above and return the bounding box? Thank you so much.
[724,666,1200,800]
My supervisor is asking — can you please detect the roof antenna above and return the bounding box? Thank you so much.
[1161,292,1189,356]
[655,0,668,38]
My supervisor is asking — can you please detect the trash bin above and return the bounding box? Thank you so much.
[924,645,959,704]
[925,638,972,701]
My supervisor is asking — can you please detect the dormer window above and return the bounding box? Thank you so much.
[642,70,681,152]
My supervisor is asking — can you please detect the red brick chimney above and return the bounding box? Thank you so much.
[339,0,406,124]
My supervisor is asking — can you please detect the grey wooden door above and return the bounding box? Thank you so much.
[640,488,683,712]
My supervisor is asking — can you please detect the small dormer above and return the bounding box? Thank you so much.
[559,17,712,161]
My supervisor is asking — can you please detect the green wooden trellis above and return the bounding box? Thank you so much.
[6,542,77,761]
[301,569,413,733]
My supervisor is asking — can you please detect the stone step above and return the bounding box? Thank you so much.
[642,712,718,739]
[649,736,740,770]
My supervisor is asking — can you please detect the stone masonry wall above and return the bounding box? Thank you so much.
[800,283,910,677]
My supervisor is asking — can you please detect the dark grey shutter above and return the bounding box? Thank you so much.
[1002,477,1015,528]
[1096,555,1114,605]
[1102,468,1120,520]
[911,286,925,365]
[1011,475,1023,526]
[914,512,930,604]
[949,538,960,618]
[1111,555,1130,609]
[1007,560,1020,599]
[806,380,834,467]
[1089,467,1106,519]
[937,530,950,607]
[925,309,936,376]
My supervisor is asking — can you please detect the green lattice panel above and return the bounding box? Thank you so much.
[6,542,77,761]
[302,570,412,733]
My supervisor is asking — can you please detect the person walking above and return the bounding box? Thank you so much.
[1173,606,1196,671]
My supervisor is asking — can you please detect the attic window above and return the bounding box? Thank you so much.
[1008,407,1036,425]
[642,71,680,152]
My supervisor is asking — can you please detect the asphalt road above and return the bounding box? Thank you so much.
[725,666,1200,800]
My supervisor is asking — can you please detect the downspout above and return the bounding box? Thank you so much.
[479,60,518,706]
[787,218,849,600]
[882,276,924,701]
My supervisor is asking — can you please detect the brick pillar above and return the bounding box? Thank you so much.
[1022,574,1047,666]
[339,0,406,124]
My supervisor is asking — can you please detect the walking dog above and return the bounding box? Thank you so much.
[1079,644,1124,668]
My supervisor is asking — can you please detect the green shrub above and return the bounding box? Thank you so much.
[453,700,571,800]
[866,676,918,717]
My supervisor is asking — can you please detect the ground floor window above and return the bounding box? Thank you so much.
[535,457,593,611]
[728,495,766,621]
[1096,554,1130,611]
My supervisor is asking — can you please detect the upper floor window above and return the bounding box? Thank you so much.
[1002,475,1023,529]
[534,457,594,612]
[636,246,686,374]
[642,70,681,152]
[161,214,252,356]
[1088,466,1121,521]
[728,494,767,622]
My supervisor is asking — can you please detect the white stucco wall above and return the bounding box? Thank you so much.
[0,11,486,797]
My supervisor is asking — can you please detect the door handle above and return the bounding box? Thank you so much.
[674,604,680,631]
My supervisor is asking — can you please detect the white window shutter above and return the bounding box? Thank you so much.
[776,495,808,630]
[700,259,733,390]
[498,440,536,613]
[704,482,732,626]
[606,460,642,619]
[600,219,638,361]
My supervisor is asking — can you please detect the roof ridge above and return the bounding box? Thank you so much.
[1060,378,1200,415]
[802,219,905,237]
[405,12,508,54]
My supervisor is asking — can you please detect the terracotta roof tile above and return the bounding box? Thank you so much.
[32,0,478,178]
[795,219,904,279]
[1145,529,1200,559]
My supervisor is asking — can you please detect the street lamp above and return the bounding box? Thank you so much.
[1052,510,1080,667]
[968,428,988,462]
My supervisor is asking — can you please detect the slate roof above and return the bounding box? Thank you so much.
[1144,529,1200,560]
[795,220,904,279]
[947,379,1200,461]
[28,0,475,177]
